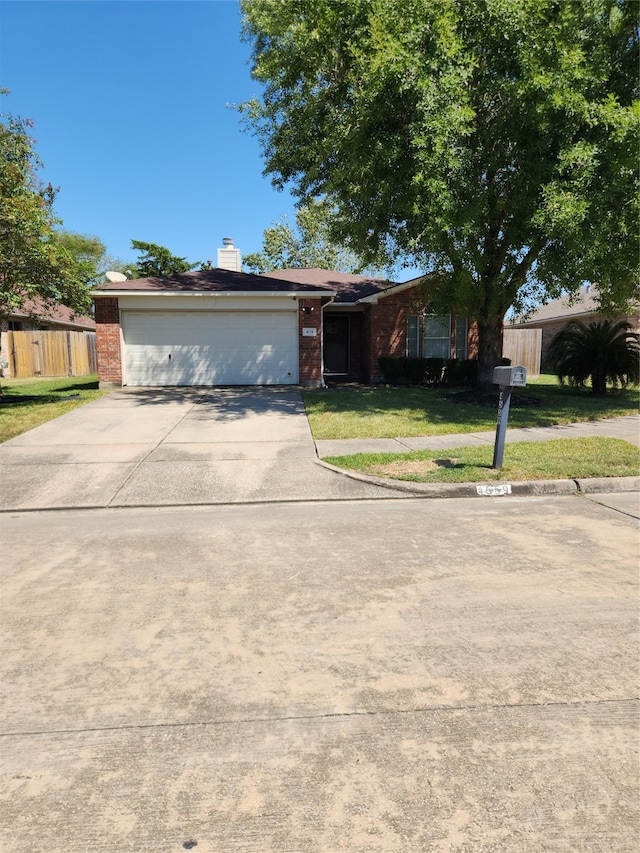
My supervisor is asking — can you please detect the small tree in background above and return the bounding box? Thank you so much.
[244,199,384,275]
[53,231,109,289]
[547,319,639,395]
[129,240,199,278]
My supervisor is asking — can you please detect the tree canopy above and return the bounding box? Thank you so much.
[0,101,95,322]
[129,240,199,278]
[240,0,639,385]
[243,198,384,274]
[53,231,109,289]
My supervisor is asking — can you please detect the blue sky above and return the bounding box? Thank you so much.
[1,0,304,270]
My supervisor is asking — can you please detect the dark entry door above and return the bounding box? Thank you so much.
[323,315,350,375]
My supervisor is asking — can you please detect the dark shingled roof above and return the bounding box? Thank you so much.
[94,267,335,295]
[260,268,393,303]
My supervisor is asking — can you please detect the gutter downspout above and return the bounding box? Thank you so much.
[320,296,336,387]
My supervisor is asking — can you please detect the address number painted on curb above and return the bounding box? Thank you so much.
[476,484,512,496]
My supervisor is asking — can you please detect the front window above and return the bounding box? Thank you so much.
[455,315,468,359]
[407,312,468,359]
[423,313,451,358]
[406,315,420,358]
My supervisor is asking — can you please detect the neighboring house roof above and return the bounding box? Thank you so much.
[93,267,334,297]
[511,285,607,326]
[7,297,95,330]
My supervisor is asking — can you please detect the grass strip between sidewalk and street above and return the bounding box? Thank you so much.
[0,376,109,443]
[323,437,640,484]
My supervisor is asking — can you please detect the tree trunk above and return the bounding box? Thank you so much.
[476,316,504,390]
[591,365,608,396]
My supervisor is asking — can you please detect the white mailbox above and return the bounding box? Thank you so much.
[493,365,527,388]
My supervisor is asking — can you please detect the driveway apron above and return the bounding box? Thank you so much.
[0,388,399,510]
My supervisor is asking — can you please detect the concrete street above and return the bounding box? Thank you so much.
[0,388,638,851]
[1,494,638,852]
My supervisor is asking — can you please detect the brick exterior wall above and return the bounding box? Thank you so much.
[364,290,479,383]
[366,293,412,382]
[94,298,122,386]
[298,298,323,385]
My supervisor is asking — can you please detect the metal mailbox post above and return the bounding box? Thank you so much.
[492,365,527,469]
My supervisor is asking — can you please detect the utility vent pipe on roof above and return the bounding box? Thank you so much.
[217,236,242,272]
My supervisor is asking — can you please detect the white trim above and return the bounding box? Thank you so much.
[111,295,299,312]
[93,289,331,299]
[350,276,427,305]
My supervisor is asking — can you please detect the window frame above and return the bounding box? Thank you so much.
[407,311,469,359]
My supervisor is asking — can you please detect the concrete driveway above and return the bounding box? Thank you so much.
[0,388,400,510]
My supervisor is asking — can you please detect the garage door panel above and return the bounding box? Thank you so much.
[122,312,298,386]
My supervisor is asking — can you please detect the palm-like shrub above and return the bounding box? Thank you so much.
[547,319,640,395]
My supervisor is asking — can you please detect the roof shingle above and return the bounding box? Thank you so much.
[260,268,393,303]
[94,267,335,295]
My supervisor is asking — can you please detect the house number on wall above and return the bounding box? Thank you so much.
[302,328,317,337]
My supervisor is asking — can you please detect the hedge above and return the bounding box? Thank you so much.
[378,356,478,387]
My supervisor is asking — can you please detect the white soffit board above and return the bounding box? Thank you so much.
[122,311,299,386]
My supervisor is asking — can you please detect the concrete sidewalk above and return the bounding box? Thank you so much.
[315,413,640,457]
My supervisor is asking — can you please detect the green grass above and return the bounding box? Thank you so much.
[303,375,639,440]
[324,437,640,483]
[0,376,110,443]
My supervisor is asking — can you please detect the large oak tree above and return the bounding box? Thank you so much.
[240,0,638,386]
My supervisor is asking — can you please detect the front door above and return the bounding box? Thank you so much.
[323,315,350,375]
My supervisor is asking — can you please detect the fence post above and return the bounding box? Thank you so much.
[66,330,73,376]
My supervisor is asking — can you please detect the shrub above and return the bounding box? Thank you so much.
[378,357,426,385]
[547,319,640,395]
[424,358,445,384]
[378,356,479,387]
[443,358,479,387]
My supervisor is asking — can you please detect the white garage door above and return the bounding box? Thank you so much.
[122,311,299,386]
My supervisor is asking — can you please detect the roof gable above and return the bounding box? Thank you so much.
[260,268,425,304]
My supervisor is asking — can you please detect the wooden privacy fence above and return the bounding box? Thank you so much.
[502,327,542,377]
[5,330,97,379]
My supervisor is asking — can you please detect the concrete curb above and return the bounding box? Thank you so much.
[576,476,640,494]
[316,459,640,499]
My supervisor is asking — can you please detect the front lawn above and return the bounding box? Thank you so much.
[302,375,639,440]
[324,437,640,483]
[0,376,110,443]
